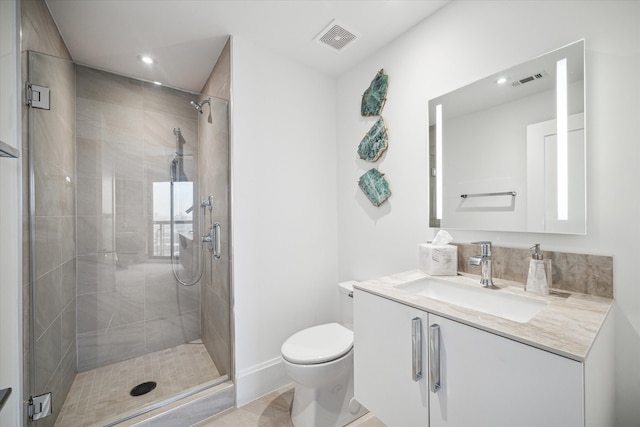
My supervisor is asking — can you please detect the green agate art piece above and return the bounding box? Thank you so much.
[358,117,388,162]
[358,168,391,207]
[361,69,389,116]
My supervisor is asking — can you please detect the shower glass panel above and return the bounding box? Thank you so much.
[27,51,231,426]
[25,51,77,426]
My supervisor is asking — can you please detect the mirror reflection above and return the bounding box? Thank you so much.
[429,39,585,234]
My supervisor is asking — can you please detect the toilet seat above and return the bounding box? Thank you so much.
[281,323,353,365]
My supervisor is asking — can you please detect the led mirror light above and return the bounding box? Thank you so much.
[556,58,568,221]
[436,104,443,220]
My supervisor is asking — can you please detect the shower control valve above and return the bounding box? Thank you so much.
[201,224,221,259]
[200,195,213,211]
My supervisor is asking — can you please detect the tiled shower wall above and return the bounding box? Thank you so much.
[75,66,201,371]
[199,38,231,376]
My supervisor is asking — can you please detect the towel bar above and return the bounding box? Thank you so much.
[0,139,19,158]
[460,191,517,199]
[0,388,12,413]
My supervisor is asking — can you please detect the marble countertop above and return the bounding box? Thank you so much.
[354,270,613,362]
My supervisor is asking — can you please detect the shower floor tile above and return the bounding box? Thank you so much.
[54,340,220,427]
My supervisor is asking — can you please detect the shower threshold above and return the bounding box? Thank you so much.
[100,378,232,427]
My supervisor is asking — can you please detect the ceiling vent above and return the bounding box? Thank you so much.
[314,19,359,53]
[511,70,549,87]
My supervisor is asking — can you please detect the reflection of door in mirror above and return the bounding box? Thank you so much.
[526,113,585,234]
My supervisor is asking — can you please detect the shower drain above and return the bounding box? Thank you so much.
[130,381,157,397]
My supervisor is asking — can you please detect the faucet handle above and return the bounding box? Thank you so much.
[471,241,492,256]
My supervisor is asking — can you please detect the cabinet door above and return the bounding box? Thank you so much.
[429,314,583,427]
[354,289,429,426]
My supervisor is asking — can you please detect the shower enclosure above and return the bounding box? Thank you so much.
[24,51,232,426]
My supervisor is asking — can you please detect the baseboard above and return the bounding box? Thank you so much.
[235,357,290,407]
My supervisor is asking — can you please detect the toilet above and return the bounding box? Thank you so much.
[281,281,368,427]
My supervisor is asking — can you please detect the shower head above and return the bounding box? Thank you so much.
[191,98,213,124]
[190,100,203,113]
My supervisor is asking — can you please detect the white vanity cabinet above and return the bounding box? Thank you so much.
[428,313,583,427]
[354,289,585,427]
[354,289,429,426]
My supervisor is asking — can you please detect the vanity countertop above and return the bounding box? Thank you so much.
[354,270,613,362]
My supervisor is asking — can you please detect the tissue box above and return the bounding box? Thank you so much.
[419,244,458,276]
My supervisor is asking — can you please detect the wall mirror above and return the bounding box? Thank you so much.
[428,39,585,234]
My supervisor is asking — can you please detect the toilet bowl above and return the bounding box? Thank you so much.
[280,282,367,427]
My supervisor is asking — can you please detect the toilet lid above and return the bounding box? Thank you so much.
[281,323,353,365]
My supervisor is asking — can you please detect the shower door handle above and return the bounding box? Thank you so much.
[210,222,221,259]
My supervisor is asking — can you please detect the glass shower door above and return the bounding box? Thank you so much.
[26,51,77,425]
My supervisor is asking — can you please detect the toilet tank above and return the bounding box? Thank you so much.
[338,281,359,329]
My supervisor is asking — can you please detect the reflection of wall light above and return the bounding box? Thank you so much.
[557,58,568,221]
[138,54,154,64]
[436,104,443,220]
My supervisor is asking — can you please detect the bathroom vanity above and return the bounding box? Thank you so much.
[353,270,613,427]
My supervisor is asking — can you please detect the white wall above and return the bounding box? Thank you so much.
[231,36,338,405]
[0,0,22,425]
[336,1,640,424]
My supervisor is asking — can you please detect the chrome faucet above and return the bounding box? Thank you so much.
[469,241,497,288]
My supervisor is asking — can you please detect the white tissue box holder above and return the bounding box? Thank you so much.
[419,244,458,276]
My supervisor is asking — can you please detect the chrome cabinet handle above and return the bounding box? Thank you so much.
[212,222,221,259]
[411,317,423,382]
[429,324,441,393]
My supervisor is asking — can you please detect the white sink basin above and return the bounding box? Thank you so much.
[396,277,547,323]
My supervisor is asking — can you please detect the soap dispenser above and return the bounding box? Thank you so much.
[525,244,552,295]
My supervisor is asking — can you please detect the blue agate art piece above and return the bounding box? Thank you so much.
[361,69,389,116]
[358,117,388,162]
[358,168,391,207]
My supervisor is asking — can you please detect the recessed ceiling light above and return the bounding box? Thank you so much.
[496,77,508,84]
[153,81,162,86]
[138,54,154,65]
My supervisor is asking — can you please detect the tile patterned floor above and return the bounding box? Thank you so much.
[195,385,387,427]
[54,340,220,427]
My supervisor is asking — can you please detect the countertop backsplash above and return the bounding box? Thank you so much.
[453,243,613,298]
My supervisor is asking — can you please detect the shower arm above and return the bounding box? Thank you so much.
[191,98,213,124]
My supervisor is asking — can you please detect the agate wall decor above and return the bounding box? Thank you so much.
[361,69,389,116]
[358,168,392,207]
[358,69,391,207]
[358,117,388,161]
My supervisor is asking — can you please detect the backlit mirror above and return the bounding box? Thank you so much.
[428,39,585,234]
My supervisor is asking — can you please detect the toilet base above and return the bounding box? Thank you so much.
[290,363,368,427]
